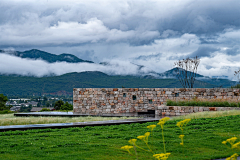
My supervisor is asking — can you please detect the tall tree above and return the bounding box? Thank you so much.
[0,94,9,111]
[174,56,200,88]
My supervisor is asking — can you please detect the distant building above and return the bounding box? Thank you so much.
[10,106,21,112]
[26,101,38,107]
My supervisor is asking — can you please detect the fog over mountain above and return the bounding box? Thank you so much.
[1,0,240,80]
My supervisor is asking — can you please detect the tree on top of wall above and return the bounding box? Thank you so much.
[232,68,240,88]
[174,56,200,88]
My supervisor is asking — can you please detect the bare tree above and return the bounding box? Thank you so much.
[234,68,240,84]
[174,56,200,88]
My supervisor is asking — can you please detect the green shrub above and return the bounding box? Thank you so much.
[166,100,239,107]
[166,100,173,106]
[229,102,238,107]
[238,102,240,107]
[60,102,73,111]
[54,100,64,110]
[40,108,51,112]
[0,110,14,114]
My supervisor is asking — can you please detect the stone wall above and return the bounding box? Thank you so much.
[73,88,240,116]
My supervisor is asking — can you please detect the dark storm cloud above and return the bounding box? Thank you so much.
[0,0,240,79]
[1,0,240,47]
[188,46,219,58]
[167,46,219,60]
[225,46,240,56]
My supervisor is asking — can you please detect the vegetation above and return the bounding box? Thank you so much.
[0,71,218,96]
[60,102,73,111]
[174,56,200,88]
[0,94,9,111]
[167,99,240,107]
[172,110,240,120]
[53,100,73,111]
[3,49,94,63]
[231,84,240,88]
[0,114,131,126]
[40,108,51,112]
[0,114,240,159]
[54,100,64,110]
[19,105,32,112]
[0,110,15,114]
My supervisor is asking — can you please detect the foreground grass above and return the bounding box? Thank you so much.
[0,114,132,126]
[172,110,240,120]
[0,114,240,159]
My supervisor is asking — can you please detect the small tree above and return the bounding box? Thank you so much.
[232,69,240,88]
[54,100,64,110]
[0,94,9,111]
[174,56,200,88]
[234,69,240,83]
[60,102,73,113]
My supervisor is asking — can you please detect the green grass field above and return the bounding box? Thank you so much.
[0,113,240,160]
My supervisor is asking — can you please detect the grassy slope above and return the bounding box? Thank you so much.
[0,72,215,96]
[0,115,239,160]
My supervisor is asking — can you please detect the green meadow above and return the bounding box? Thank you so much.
[0,113,239,160]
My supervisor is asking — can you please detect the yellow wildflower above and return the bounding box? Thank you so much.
[232,142,240,149]
[137,135,145,141]
[145,132,150,137]
[179,135,184,139]
[147,125,156,131]
[222,141,227,145]
[226,153,239,160]
[145,132,150,143]
[176,119,191,131]
[153,153,171,160]
[128,139,137,145]
[179,134,185,145]
[157,117,170,129]
[121,145,133,154]
[226,137,238,146]
[137,132,150,143]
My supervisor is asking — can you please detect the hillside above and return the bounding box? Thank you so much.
[0,49,94,63]
[0,71,216,96]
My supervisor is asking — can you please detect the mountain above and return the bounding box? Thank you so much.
[157,67,204,78]
[0,71,217,96]
[0,49,94,63]
[199,78,237,88]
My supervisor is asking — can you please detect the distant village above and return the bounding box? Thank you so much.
[6,97,73,112]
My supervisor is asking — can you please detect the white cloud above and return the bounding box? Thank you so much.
[0,53,154,77]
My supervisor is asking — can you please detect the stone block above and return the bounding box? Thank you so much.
[166,91,172,95]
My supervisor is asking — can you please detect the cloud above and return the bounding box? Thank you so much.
[188,46,219,58]
[225,45,240,56]
[0,0,240,80]
[0,53,154,77]
[135,53,162,61]
[0,18,160,46]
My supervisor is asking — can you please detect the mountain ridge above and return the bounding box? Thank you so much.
[0,71,219,96]
[0,49,94,63]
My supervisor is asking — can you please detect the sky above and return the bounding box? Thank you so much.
[1,0,240,79]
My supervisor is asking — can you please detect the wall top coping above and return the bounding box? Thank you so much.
[73,88,239,92]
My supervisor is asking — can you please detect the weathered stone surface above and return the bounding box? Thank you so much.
[73,88,240,115]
